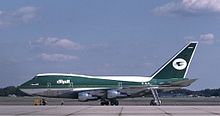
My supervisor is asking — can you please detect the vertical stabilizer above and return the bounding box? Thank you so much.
[151,42,198,79]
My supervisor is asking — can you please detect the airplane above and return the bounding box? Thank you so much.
[19,41,198,106]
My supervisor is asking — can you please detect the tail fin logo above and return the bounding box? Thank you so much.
[172,58,187,70]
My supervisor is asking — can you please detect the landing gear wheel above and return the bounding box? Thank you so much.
[110,101,114,106]
[115,100,119,106]
[100,100,109,106]
[100,102,105,106]
[105,101,109,105]
[150,100,157,106]
[110,99,119,106]
[150,100,161,106]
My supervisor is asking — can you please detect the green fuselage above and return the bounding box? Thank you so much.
[19,75,188,89]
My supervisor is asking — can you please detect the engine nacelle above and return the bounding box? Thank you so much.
[78,92,97,102]
[107,90,127,99]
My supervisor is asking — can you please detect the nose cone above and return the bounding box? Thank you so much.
[19,83,40,95]
[19,88,38,95]
[18,83,31,95]
[18,77,37,95]
[19,88,31,95]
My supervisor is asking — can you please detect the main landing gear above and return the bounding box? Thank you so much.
[100,99,119,106]
[110,99,119,106]
[150,89,161,106]
[100,99,109,105]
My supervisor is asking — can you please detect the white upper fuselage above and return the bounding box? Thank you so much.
[37,73,152,82]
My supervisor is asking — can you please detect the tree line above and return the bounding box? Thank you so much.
[163,88,220,97]
[0,86,28,96]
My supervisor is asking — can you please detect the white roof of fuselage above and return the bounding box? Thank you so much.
[36,73,152,82]
[37,73,91,78]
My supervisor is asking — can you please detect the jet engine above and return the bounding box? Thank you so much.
[107,90,127,99]
[78,92,97,102]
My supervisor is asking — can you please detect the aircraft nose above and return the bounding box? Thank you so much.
[19,88,33,95]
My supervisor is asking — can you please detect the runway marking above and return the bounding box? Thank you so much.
[157,107,172,116]
[192,106,220,115]
[65,106,91,116]
[1,106,220,116]
[118,106,123,116]
[16,106,58,116]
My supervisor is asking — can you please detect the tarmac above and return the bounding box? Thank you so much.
[1,97,220,115]
[1,97,220,106]
[1,105,220,116]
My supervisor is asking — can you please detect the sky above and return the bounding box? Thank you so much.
[0,0,220,90]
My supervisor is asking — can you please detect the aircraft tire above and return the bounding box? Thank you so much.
[110,99,119,106]
[150,100,161,106]
[100,102,105,106]
[105,101,109,105]
[115,100,119,106]
[150,100,157,106]
[100,101,109,105]
[110,102,114,106]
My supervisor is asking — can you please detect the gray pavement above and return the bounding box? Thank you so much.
[0,106,220,116]
[1,97,220,106]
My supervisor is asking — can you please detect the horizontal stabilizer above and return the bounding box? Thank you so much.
[170,79,197,87]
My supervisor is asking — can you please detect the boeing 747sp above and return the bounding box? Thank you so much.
[19,42,198,106]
